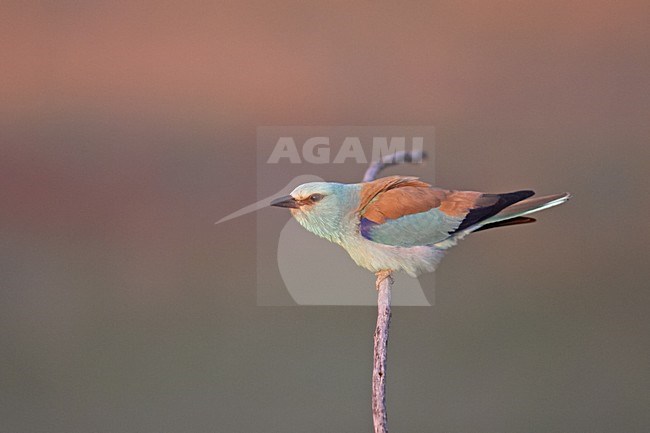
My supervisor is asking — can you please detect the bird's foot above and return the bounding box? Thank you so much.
[375,270,393,290]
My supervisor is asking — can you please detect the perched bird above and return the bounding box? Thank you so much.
[271,176,569,278]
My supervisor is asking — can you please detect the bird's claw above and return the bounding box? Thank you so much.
[375,270,393,290]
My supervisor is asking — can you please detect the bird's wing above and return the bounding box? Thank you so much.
[357,176,534,247]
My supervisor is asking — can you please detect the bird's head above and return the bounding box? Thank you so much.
[270,181,355,242]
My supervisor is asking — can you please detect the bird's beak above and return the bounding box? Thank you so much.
[270,195,301,209]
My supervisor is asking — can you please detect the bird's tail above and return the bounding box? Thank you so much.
[434,191,570,249]
[481,192,571,226]
[463,191,571,236]
[454,191,570,238]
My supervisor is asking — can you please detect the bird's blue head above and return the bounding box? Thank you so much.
[270,181,358,243]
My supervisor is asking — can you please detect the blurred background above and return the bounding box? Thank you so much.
[1,1,649,432]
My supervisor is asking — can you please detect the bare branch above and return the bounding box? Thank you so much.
[372,271,392,433]
[363,149,427,182]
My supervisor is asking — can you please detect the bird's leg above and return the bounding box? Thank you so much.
[375,270,393,290]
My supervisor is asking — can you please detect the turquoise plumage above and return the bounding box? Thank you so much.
[360,209,463,247]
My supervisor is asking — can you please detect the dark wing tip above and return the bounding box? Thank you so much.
[498,190,535,202]
[453,190,535,233]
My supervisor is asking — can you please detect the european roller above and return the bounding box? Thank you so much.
[271,176,569,277]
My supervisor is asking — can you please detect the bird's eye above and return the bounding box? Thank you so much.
[309,193,324,202]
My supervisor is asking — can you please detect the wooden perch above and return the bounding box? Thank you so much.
[363,149,427,182]
[372,270,392,433]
